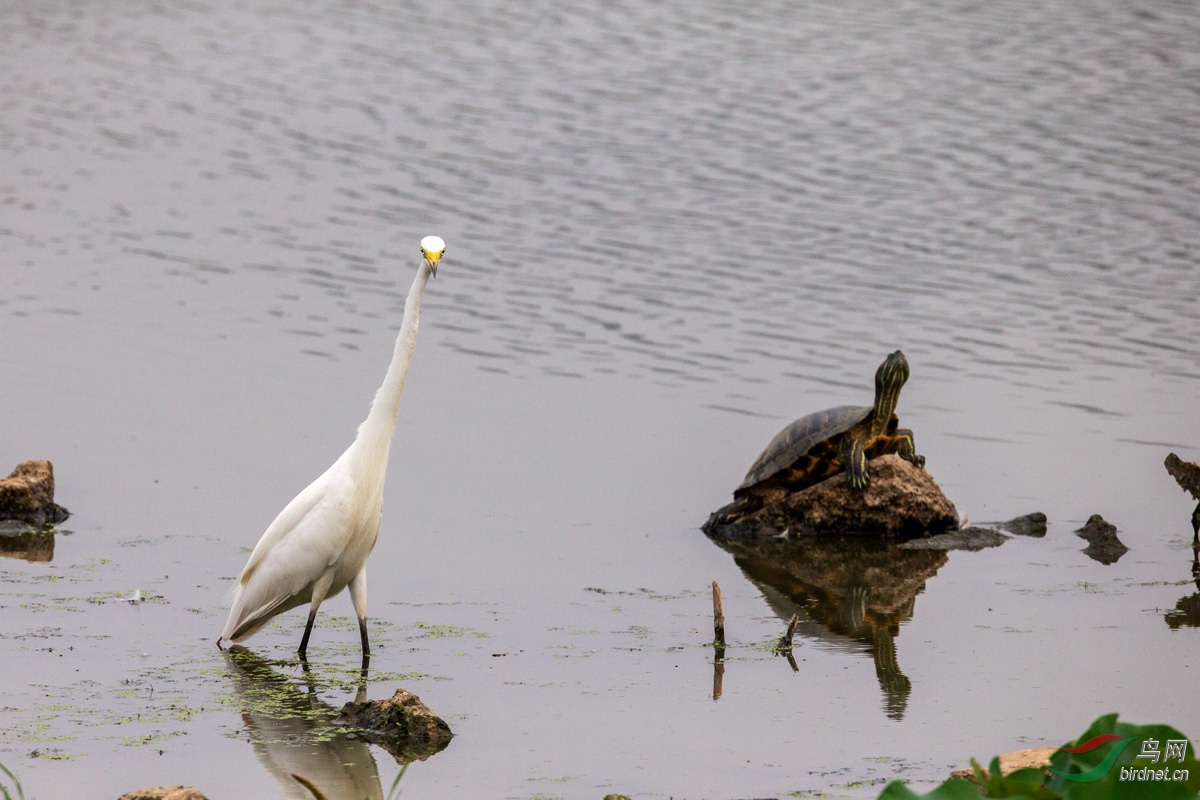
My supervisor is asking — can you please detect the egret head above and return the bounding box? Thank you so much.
[420,235,446,276]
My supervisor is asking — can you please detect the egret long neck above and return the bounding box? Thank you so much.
[351,261,433,469]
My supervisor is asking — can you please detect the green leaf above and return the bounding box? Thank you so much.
[878,777,986,800]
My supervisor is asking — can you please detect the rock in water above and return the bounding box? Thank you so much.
[704,454,959,541]
[334,688,453,764]
[0,460,70,526]
[996,512,1047,537]
[118,789,209,800]
[1075,514,1129,565]
[899,527,1009,552]
[1165,453,1200,499]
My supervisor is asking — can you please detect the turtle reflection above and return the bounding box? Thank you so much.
[716,535,947,720]
[223,646,385,800]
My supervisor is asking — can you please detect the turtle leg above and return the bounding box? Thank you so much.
[1192,501,1199,545]
[894,428,925,469]
[840,435,869,492]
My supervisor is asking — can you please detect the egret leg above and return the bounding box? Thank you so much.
[298,607,318,660]
[298,573,334,659]
[349,568,371,660]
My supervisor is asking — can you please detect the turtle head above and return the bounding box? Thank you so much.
[872,350,910,428]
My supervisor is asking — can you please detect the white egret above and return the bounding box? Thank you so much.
[218,235,446,660]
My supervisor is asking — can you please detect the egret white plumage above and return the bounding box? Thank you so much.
[218,235,446,660]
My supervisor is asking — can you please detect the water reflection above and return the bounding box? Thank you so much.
[1164,548,1200,631]
[223,647,384,800]
[0,523,55,562]
[712,535,947,720]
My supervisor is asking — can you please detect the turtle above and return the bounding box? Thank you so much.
[734,350,925,509]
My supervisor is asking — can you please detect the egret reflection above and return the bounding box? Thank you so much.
[223,646,385,800]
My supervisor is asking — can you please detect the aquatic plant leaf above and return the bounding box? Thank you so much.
[877,777,989,800]
[1045,715,1200,799]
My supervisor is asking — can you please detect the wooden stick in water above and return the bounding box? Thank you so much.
[777,613,799,652]
[712,580,725,647]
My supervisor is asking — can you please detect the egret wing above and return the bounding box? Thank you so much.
[223,466,357,638]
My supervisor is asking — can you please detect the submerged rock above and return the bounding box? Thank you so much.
[118,788,208,800]
[1075,514,1129,565]
[899,527,1009,552]
[703,455,959,541]
[334,688,453,764]
[0,460,70,527]
[995,512,1047,538]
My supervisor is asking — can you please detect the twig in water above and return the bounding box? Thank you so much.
[776,613,799,653]
[711,580,725,648]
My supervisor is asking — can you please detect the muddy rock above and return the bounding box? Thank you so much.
[0,460,70,526]
[704,455,959,541]
[334,687,453,764]
[118,788,209,800]
[1075,514,1128,565]
[1165,453,1200,499]
[996,512,1047,537]
[899,527,1009,552]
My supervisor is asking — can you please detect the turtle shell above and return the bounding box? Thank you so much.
[737,405,872,492]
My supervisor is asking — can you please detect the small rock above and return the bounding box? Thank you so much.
[0,460,70,526]
[948,747,1056,783]
[118,788,209,800]
[703,455,958,541]
[603,795,633,800]
[995,512,1047,538]
[1075,514,1129,565]
[898,527,1009,552]
[334,688,452,764]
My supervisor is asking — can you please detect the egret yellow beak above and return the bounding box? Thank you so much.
[423,249,443,277]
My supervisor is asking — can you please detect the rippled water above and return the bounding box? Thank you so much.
[2,1,1199,798]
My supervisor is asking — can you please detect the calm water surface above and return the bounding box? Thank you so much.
[2,1,1199,798]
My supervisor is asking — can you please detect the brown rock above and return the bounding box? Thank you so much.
[1075,514,1128,565]
[118,788,209,800]
[0,460,70,526]
[704,455,958,541]
[949,747,1056,783]
[1165,453,1200,500]
[334,688,453,764]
